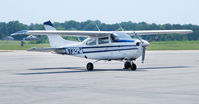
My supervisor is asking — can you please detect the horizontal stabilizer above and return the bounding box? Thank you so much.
[28,47,56,52]
[28,47,66,55]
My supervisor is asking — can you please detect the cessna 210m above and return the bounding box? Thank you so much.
[11,21,193,71]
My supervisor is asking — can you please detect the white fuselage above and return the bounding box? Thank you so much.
[56,39,143,61]
[53,32,148,61]
[80,42,142,60]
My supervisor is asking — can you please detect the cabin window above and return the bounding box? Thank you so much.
[98,37,109,44]
[86,38,96,45]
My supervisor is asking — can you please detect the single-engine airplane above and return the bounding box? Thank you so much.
[11,21,193,71]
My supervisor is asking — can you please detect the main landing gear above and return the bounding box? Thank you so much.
[124,61,137,71]
[86,61,137,71]
[86,62,94,71]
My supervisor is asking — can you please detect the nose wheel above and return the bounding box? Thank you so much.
[130,62,137,71]
[124,61,137,71]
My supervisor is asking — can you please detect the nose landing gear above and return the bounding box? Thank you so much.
[130,62,137,71]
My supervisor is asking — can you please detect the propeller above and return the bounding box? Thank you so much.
[142,47,146,63]
[134,32,149,63]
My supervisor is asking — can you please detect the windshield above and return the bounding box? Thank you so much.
[111,32,133,42]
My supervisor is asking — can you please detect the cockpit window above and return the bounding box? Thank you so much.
[98,37,109,44]
[86,38,96,45]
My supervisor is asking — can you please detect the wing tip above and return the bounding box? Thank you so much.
[11,30,28,36]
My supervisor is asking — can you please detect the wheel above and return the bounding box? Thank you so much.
[87,62,94,71]
[124,62,131,69]
[130,63,137,71]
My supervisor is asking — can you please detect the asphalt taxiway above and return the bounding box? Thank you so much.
[0,50,199,104]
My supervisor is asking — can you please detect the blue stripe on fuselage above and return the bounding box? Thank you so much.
[82,45,136,49]
[83,48,138,54]
[82,45,138,54]
[114,40,135,42]
[63,45,138,55]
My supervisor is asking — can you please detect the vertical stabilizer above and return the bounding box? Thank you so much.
[43,21,78,48]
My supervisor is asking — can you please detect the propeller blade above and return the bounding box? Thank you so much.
[134,32,143,43]
[142,47,146,63]
[134,32,147,63]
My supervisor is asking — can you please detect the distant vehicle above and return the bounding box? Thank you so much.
[11,21,193,71]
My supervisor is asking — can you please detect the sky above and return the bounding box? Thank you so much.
[0,0,199,25]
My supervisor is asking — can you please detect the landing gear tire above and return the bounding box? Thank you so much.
[124,62,131,69]
[87,62,94,71]
[130,62,137,71]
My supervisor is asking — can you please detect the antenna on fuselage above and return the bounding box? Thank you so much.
[118,23,124,31]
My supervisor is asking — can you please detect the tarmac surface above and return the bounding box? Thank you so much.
[0,50,199,104]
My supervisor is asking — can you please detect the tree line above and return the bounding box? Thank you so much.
[0,20,198,43]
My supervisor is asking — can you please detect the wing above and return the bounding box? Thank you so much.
[11,30,113,37]
[126,30,193,35]
[11,30,192,37]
